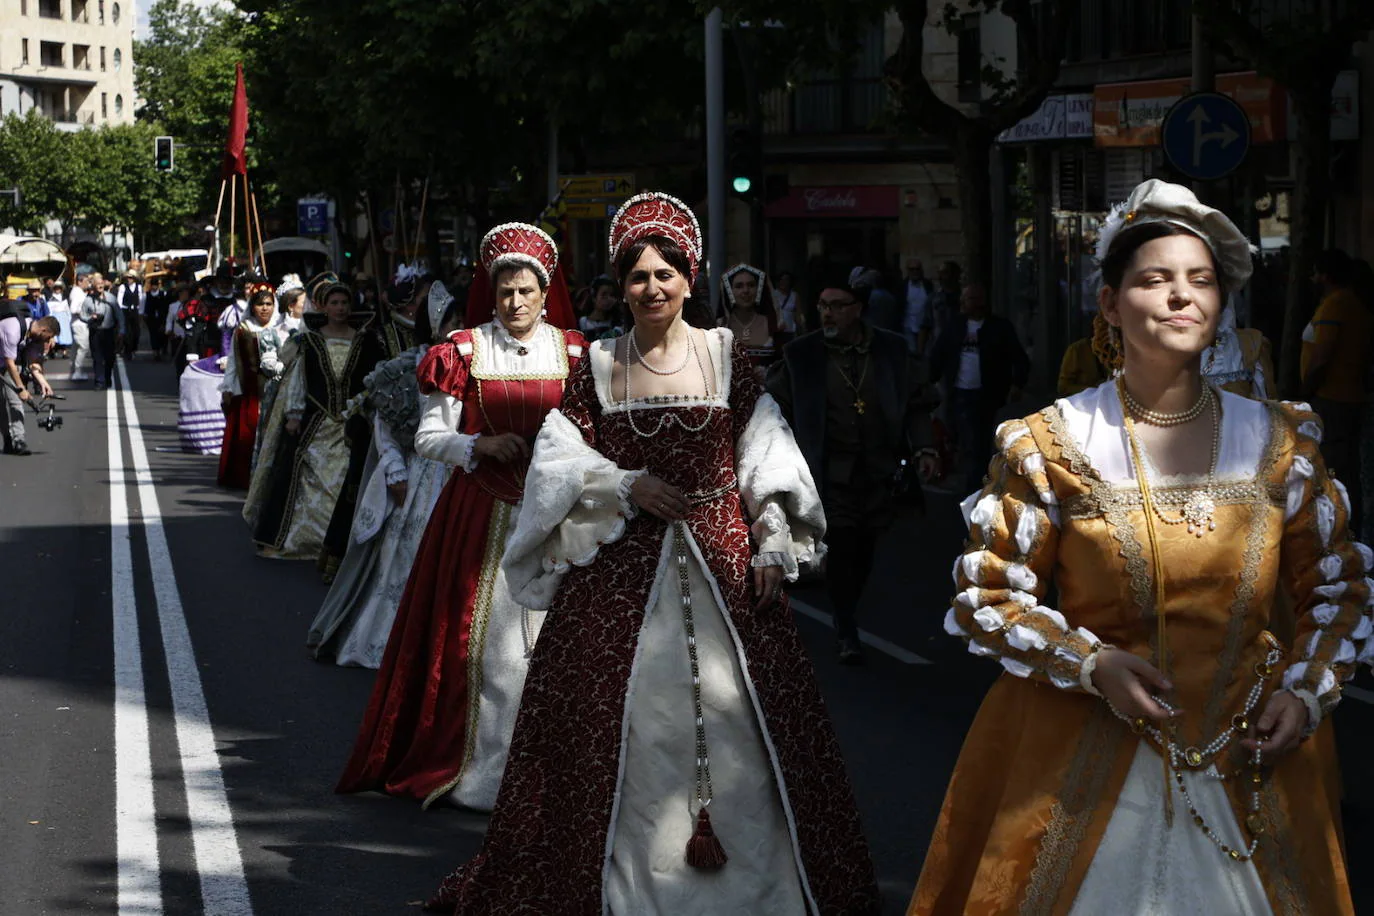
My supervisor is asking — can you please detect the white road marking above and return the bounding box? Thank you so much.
[109,382,163,914]
[117,360,255,915]
[790,596,931,665]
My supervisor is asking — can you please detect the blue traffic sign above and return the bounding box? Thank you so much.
[297,199,329,235]
[1161,92,1251,181]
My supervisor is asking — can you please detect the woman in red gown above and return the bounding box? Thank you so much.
[218,283,283,488]
[337,223,585,811]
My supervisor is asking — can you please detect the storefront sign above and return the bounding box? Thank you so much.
[998,93,1095,143]
[764,186,900,219]
[1093,72,1285,148]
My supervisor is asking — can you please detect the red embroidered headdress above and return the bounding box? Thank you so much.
[479,222,558,286]
[608,192,703,281]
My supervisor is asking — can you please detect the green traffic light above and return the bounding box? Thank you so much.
[732,176,752,194]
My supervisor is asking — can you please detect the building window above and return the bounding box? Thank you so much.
[20,0,27,15]
[72,0,87,21]
[101,92,107,119]
[21,39,29,65]
[114,93,122,115]
[73,44,89,70]
[38,0,60,18]
[113,47,121,71]
[100,46,106,70]
[110,1,118,23]
[957,13,982,103]
[97,0,103,23]
[40,41,63,68]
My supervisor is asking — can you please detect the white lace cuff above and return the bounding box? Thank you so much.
[383,465,409,486]
[1080,645,1106,696]
[751,552,788,569]
[458,434,480,473]
[617,468,648,519]
[1281,687,1325,736]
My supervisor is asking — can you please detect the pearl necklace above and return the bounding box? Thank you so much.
[630,329,692,376]
[624,330,718,439]
[1120,379,1221,538]
[1121,381,1209,426]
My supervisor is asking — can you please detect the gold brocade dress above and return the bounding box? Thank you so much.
[910,381,1371,916]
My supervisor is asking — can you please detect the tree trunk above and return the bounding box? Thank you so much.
[951,121,995,294]
[1279,81,1335,398]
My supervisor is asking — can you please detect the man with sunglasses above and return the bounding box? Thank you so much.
[768,283,938,664]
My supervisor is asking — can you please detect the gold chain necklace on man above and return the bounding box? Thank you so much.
[834,348,870,415]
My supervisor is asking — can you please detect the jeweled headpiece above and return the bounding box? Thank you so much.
[722,263,766,305]
[479,223,558,286]
[608,192,703,281]
[1095,179,1255,291]
[245,279,275,298]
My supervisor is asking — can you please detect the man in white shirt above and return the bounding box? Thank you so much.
[115,270,146,359]
[903,256,934,357]
[67,276,92,381]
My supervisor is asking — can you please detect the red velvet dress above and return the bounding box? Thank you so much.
[217,322,267,489]
[428,338,880,915]
[336,326,585,806]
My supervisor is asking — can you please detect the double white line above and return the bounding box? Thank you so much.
[108,359,254,915]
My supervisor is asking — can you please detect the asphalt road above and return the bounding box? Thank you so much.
[2,351,1372,915]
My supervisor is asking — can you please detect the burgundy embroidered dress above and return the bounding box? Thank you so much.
[429,328,879,915]
[337,322,586,810]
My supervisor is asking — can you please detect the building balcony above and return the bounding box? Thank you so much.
[10,66,99,86]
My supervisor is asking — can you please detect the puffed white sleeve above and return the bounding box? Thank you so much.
[945,419,1103,690]
[414,392,479,472]
[734,392,825,580]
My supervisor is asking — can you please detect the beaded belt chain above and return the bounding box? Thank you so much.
[1107,633,1284,864]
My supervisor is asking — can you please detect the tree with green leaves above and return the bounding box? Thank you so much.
[1193,0,1374,395]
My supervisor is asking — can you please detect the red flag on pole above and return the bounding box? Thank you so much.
[220,62,249,179]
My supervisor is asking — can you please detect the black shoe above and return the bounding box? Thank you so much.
[6,445,31,456]
[94,382,106,390]
[837,637,865,666]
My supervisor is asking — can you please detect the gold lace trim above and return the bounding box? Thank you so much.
[1019,703,1122,915]
[422,499,513,810]
[469,324,571,381]
[1202,402,1286,737]
[1040,405,1154,625]
[1255,778,1307,913]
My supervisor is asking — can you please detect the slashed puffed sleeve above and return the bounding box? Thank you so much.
[500,353,640,610]
[732,338,825,579]
[943,419,1103,689]
[1276,402,1374,725]
[413,335,480,471]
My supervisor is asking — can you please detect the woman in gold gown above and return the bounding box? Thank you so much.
[910,180,1373,915]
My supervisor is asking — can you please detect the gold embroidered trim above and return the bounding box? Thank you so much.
[1040,405,1154,625]
[1254,779,1307,914]
[421,499,513,810]
[1060,480,1284,520]
[1203,403,1285,737]
[1019,703,1122,916]
[469,323,571,381]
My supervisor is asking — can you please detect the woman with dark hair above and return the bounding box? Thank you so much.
[578,276,623,340]
[243,282,384,562]
[217,283,286,489]
[910,180,1371,914]
[337,223,587,810]
[719,262,779,371]
[426,193,879,915]
[306,284,462,667]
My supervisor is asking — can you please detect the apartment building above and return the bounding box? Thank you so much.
[0,0,136,129]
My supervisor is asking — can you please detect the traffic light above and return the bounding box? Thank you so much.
[154,136,174,172]
[728,127,761,202]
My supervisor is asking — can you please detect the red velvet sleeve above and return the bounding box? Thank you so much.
[416,331,471,398]
[558,353,601,447]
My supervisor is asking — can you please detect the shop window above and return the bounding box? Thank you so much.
[957,14,983,103]
[40,41,63,68]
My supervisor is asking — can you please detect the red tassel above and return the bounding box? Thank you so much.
[685,807,728,870]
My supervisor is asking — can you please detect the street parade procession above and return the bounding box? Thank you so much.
[6,2,1374,915]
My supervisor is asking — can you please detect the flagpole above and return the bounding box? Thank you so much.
[250,187,268,277]
[241,170,254,275]
[412,177,430,266]
[212,178,228,268]
[229,173,238,266]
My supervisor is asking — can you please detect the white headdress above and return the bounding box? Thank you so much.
[427,280,455,331]
[1095,179,1256,291]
